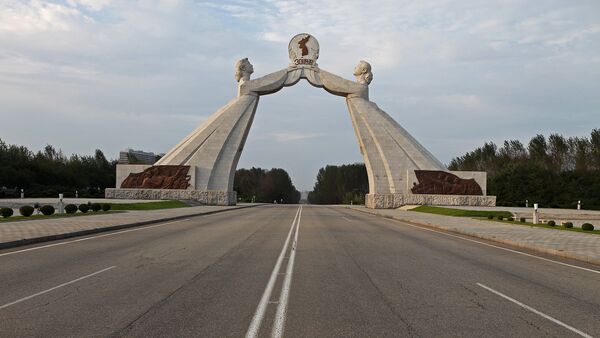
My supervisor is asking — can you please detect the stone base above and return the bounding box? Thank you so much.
[366,193,496,209]
[105,188,237,206]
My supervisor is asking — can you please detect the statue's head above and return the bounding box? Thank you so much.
[353,60,373,85]
[235,58,254,82]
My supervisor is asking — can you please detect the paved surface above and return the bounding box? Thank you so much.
[0,205,598,337]
[350,206,600,265]
[445,205,600,225]
[0,204,257,247]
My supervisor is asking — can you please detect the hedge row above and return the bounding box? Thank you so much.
[0,203,111,218]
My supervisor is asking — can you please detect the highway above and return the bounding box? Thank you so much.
[0,205,599,337]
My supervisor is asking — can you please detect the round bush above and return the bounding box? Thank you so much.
[78,204,89,213]
[19,205,34,217]
[547,220,556,226]
[497,215,504,221]
[65,204,78,214]
[507,217,514,221]
[487,215,494,219]
[1,207,13,218]
[102,203,111,211]
[582,223,594,231]
[520,217,526,223]
[91,203,102,212]
[562,222,573,228]
[40,205,55,216]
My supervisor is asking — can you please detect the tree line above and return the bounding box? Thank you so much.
[448,129,600,209]
[307,163,368,205]
[234,167,301,204]
[0,139,116,198]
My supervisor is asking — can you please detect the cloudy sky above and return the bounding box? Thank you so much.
[1,0,599,190]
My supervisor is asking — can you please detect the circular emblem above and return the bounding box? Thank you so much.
[288,33,319,67]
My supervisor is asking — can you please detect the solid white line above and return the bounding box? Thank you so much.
[271,205,302,338]
[0,219,188,258]
[246,206,301,338]
[0,266,116,310]
[376,216,600,275]
[476,283,593,338]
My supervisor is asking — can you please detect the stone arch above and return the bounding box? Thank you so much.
[107,34,495,208]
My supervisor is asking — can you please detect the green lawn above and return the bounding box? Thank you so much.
[110,200,189,210]
[411,205,513,218]
[0,211,121,223]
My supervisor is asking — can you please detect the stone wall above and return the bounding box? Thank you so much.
[366,193,496,209]
[105,189,236,206]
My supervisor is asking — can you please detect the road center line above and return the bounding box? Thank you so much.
[0,266,116,310]
[271,205,302,338]
[0,219,188,258]
[476,283,593,338]
[367,213,600,275]
[246,206,301,338]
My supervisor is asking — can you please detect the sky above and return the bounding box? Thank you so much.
[1,0,599,190]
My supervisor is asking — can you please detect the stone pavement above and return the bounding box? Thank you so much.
[347,206,600,266]
[0,204,261,249]
[445,205,600,227]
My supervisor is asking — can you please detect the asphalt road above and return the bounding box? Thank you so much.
[0,205,599,337]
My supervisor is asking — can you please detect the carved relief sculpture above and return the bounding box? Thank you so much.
[121,165,191,189]
[411,170,483,195]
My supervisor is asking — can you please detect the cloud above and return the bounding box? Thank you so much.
[1,0,599,190]
[269,132,322,143]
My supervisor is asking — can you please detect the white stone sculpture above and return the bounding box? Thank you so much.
[106,33,495,208]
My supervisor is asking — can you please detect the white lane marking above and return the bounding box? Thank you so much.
[477,283,593,338]
[370,214,600,275]
[0,219,188,258]
[271,205,302,338]
[246,206,301,338]
[0,266,116,310]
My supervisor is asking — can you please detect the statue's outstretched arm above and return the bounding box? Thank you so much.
[240,69,289,96]
[319,69,367,98]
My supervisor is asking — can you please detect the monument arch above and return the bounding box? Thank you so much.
[107,33,495,208]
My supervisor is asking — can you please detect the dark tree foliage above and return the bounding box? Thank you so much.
[234,167,300,204]
[0,139,116,198]
[448,129,600,209]
[308,163,368,205]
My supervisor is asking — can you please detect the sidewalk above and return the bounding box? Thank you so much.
[0,204,262,249]
[347,206,600,266]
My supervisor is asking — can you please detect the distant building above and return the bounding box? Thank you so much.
[118,149,157,164]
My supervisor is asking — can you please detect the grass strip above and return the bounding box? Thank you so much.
[110,200,189,210]
[411,205,512,218]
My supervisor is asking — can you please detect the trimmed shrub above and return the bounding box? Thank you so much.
[562,222,573,228]
[19,205,34,217]
[65,204,78,214]
[91,203,102,212]
[78,204,89,213]
[40,205,55,216]
[487,215,494,219]
[547,220,556,226]
[102,203,111,211]
[520,217,526,222]
[582,223,594,231]
[497,215,504,221]
[1,207,13,218]
[507,217,514,221]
